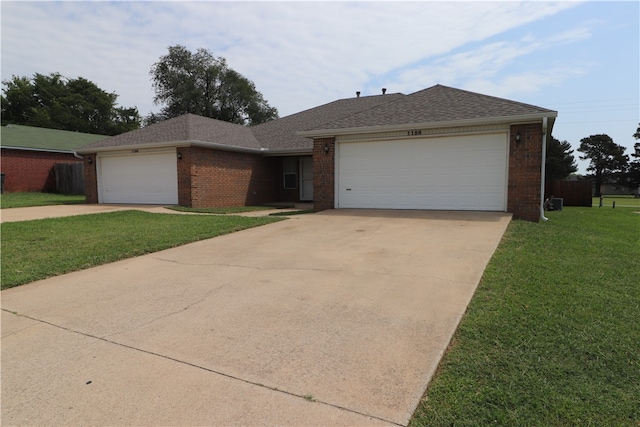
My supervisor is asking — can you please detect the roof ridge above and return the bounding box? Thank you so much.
[417,84,555,112]
[311,94,406,131]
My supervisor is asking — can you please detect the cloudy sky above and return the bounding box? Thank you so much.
[2,1,638,173]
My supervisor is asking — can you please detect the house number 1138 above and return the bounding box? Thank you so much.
[407,130,422,136]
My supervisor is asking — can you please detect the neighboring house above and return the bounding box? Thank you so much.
[1,125,107,193]
[77,85,557,221]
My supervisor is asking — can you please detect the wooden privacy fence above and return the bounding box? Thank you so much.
[545,180,592,207]
[53,163,84,195]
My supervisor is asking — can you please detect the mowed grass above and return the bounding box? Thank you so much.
[411,206,640,426]
[1,210,282,289]
[1,192,86,208]
[592,195,640,208]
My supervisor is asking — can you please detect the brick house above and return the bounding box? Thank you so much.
[1,125,106,193]
[77,85,557,222]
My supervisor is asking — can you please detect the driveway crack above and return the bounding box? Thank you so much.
[101,284,227,339]
[1,309,402,426]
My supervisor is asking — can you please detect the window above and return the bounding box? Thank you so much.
[283,158,297,189]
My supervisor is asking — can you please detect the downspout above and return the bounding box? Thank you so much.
[540,117,549,221]
[73,151,83,159]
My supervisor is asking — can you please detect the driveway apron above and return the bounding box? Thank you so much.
[1,209,511,426]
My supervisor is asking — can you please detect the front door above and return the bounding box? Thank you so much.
[299,157,313,201]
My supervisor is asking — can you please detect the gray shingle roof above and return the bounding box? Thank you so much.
[79,114,261,151]
[251,93,405,150]
[307,85,557,131]
[78,85,556,153]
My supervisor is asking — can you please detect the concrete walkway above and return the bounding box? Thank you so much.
[0,204,308,223]
[1,209,511,426]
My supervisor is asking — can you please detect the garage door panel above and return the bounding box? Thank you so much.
[99,152,178,204]
[337,134,507,211]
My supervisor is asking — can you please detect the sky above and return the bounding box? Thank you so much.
[1,1,638,173]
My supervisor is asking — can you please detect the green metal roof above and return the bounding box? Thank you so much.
[1,124,108,152]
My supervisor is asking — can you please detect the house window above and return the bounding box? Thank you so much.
[283,158,297,189]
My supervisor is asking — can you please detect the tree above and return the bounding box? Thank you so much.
[577,134,629,196]
[1,73,140,135]
[627,124,640,193]
[148,45,278,125]
[545,136,577,181]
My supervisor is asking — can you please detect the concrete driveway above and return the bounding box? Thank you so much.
[1,209,511,426]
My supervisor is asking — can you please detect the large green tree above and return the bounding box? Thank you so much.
[577,134,629,196]
[148,45,278,126]
[1,73,140,135]
[545,136,577,181]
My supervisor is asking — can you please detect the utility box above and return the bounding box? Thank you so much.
[551,197,563,211]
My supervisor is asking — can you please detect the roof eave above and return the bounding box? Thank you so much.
[263,147,313,156]
[297,112,558,138]
[75,140,189,154]
[76,140,266,155]
[1,146,75,154]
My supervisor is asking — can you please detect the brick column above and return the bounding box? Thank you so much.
[83,154,98,203]
[177,147,192,207]
[313,137,335,212]
[508,123,543,222]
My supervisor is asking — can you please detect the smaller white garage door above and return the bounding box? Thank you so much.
[337,133,508,211]
[98,150,178,204]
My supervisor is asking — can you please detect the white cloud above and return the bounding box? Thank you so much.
[0,0,584,118]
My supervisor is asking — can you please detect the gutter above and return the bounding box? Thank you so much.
[76,140,267,155]
[297,112,558,139]
[540,116,549,222]
[263,148,313,156]
[1,145,76,154]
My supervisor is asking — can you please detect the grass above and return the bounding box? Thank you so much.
[269,209,314,216]
[592,195,640,208]
[410,206,640,426]
[1,210,282,290]
[166,206,273,214]
[1,192,86,209]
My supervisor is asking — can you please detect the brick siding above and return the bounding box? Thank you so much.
[1,148,81,193]
[83,154,98,203]
[312,138,335,211]
[179,146,278,208]
[508,123,543,222]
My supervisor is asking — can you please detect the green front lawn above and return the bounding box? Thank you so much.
[0,192,86,209]
[411,206,639,426]
[1,210,282,289]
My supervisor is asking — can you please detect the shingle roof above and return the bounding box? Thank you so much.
[1,124,107,152]
[78,85,556,153]
[251,93,405,150]
[307,85,557,131]
[80,114,261,151]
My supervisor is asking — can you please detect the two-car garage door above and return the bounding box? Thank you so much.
[98,150,178,204]
[337,133,508,211]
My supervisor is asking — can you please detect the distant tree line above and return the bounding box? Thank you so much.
[540,126,639,197]
[1,45,278,135]
[1,73,141,135]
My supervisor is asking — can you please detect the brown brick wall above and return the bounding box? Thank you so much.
[508,123,543,222]
[312,138,335,211]
[185,147,278,208]
[177,147,192,206]
[83,154,98,203]
[0,148,82,193]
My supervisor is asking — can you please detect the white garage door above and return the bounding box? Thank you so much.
[337,133,508,211]
[98,151,178,204]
